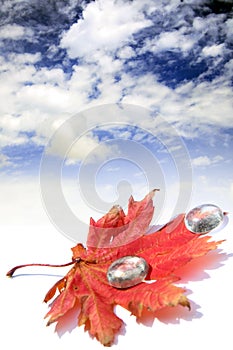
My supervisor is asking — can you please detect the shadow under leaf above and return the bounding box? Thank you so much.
[176,249,232,283]
[137,297,202,327]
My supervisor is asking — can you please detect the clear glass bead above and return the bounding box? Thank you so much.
[107,255,149,289]
[184,204,224,234]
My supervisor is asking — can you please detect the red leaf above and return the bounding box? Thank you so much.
[44,192,224,346]
[87,189,158,248]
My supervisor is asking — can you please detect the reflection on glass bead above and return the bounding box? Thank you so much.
[107,255,149,289]
[184,204,224,234]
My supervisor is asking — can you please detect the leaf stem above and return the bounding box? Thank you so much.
[6,260,77,278]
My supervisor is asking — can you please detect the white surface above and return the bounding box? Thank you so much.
[1,183,233,350]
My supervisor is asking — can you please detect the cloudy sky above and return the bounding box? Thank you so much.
[0,0,233,230]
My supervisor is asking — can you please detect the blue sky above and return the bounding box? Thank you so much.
[0,0,233,227]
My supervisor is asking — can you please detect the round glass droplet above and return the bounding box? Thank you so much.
[107,255,149,289]
[184,204,224,234]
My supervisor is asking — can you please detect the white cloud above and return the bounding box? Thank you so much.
[0,55,38,118]
[180,79,233,129]
[32,67,66,86]
[60,0,152,58]
[192,155,224,167]
[117,46,136,59]
[48,128,120,165]
[192,16,206,31]
[0,53,100,150]
[225,18,233,42]
[122,74,171,107]
[8,52,41,64]
[120,73,233,138]
[202,44,224,57]
[0,114,30,147]
[0,24,34,40]
[0,24,24,40]
[142,29,195,54]
[16,84,71,113]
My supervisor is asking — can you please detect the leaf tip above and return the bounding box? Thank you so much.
[152,188,160,193]
[149,188,160,198]
[179,295,191,311]
[46,320,52,327]
[44,313,54,327]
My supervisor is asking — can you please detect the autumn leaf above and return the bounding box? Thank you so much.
[42,191,223,346]
[87,189,158,248]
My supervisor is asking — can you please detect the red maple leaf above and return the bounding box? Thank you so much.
[7,190,224,346]
[43,190,222,346]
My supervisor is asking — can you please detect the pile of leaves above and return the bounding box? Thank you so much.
[42,190,222,346]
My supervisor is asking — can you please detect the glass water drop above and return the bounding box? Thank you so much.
[184,204,224,234]
[107,256,149,289]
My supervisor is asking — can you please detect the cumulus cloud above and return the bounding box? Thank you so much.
[0,24,33,40]
[60,0,152,58]
[63,135,120,165]
[140,29,195,54]
[202,44,225,57]
[192,155,224,167]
